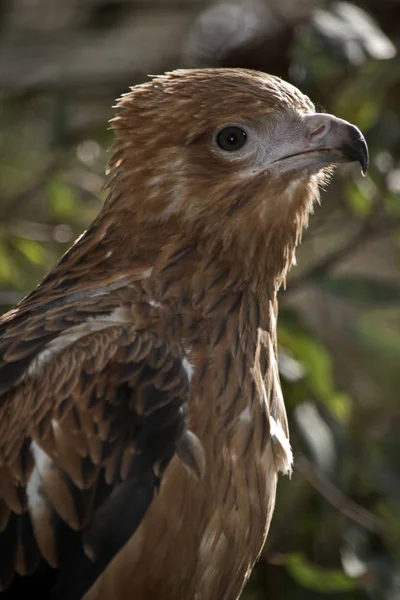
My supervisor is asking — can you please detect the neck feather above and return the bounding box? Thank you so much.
[103,168,319,297]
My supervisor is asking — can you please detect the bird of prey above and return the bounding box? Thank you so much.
[0,69,368,600]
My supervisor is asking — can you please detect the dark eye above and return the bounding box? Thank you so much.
[216,126,247,151]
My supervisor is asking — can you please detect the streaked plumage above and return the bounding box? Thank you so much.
[0,69,368,599]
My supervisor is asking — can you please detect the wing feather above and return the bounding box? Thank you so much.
[0,316,193,595]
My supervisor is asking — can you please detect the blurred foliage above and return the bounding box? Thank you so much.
[0,0,399,599]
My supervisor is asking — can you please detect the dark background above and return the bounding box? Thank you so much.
[0,1,399,598]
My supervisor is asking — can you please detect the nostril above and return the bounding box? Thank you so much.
[347,124,364,143]
[310,124,326,139]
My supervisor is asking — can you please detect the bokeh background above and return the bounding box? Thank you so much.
[0,0,399,598]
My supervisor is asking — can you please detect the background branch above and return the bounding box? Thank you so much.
[285,216,400,297]
[296,454,383,533]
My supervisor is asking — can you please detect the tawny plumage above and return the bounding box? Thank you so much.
[0,69,368,600]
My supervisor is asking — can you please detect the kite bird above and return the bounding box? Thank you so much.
[0,69,368,600]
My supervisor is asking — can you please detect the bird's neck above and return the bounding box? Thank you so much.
[44,208,301,325]
[99,161,319,296]
[40,173,314,331]
[91,208,305,298]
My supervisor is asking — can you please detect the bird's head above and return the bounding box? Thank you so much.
[106,69,368,286]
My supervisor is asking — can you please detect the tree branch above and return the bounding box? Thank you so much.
[295,453,383,533]
[285,216,400,297]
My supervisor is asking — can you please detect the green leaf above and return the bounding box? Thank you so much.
[279,326,352,421]
[0,240,13,283]
[345,181,373,217]
[385,189,400,216]
[279,328,333,401]
[329,391,352,422]
[47,178,79,220]
[14,238,45,265]
[284,552,357,592]
[318,275,400,304]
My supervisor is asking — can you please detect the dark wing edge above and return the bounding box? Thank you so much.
[0,324,201,598]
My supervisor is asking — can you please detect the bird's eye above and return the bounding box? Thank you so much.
[216,126,247,152]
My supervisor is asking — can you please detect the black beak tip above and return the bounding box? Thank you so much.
[346,124,369,176]
[360,144,369,176]
[358,138,369,176]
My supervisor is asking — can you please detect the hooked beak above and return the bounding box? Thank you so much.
[272,113,369,176]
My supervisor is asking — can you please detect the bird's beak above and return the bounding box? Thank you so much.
[272,113,369,176]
